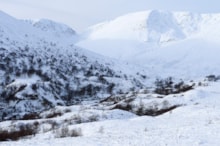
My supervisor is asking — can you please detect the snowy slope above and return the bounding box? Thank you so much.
[0,11,148,121]
[77,10,220,79]
[77,10,188,59]
[77,10,184,59]
[1,9,220,146]
[1,80,220,146]
[78,10,220,49]
[83,10,186,43]
[134,38,220,79]
[0,11,78,45]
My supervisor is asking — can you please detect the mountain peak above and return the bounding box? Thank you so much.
[84,10,186,43]
[146,10,185,43]
[32,19,76,36]
[0,10,14,19]
[0,10,20,27]
[0,10,78,44]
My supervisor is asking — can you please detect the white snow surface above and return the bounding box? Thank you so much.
[77,10,220,79]
[0,10,78,46]
[1,9,220,146]
[1,81,220,146]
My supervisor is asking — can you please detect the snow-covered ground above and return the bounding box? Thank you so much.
[1,80,220,146]
[1,9,220,146]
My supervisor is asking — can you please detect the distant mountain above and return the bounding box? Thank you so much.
[84,10,186,43]
[0,10,78,46]
[0,11,147,121]
[77,10,220,79]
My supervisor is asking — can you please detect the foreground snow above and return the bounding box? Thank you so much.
[1,80,220,146]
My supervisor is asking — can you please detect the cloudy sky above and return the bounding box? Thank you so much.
[0,0,220,31]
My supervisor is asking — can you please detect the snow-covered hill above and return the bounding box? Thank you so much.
[84,10,186,42]
[0,11,78,45]
[0,11,148,121]
[2,9,220,146]
[1,78,220,146]
[77,10,220,79]
[78,10,220,48]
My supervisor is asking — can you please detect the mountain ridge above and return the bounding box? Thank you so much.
[82,10,220,41]
[77,10,220,79]
[0,11,147,121]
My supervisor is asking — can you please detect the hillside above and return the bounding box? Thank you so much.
[1,10,220,146]
[77,10,220,79]
[0,11,147,121]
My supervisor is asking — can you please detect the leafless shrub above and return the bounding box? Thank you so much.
[39,120,59,133]
[74,114,83,124]
[154,77,194,95]
[88,115,99,122]
[54,126,82,138]
[21,113,39,120]
[64,108,72,113]
[0,122,39,141]
[43,120,59,130]
[44,109,63,119]
[98,126,104,134]
[206,75,220,82]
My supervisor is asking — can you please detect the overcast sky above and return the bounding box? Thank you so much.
[0,0,220,31]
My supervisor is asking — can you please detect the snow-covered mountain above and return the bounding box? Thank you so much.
[84,10,186,42]
[78,10,220,49]
[77,10,220,79]
[0,11,78,45]
[2,9,220,146]
[0,11,147,121]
